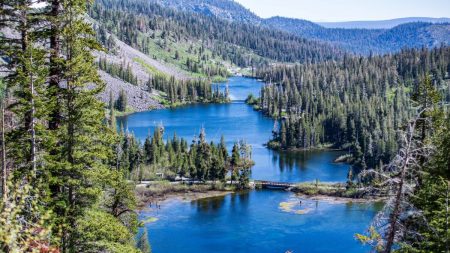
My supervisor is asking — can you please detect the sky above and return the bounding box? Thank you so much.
[234,0,450,22]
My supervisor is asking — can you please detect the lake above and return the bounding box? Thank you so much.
[118,76,379,253]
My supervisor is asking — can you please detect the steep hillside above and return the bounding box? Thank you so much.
[88,0,449,111]
[150,0,260,23]
[90,0,343,67]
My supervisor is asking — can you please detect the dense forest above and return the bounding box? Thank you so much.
[89,0,343,67]
[264,17,450,55]
[116,126,253,188]
[1,0,449,252]
[356,78,450,252]
[146,0,450,55]
[254,46,450,174]
[251,45,450,251]
[147,74,229,105]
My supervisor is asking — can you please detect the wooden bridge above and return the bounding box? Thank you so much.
[253,180,296,190]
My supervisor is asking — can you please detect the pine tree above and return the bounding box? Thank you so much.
[230,142,240,185]
[115,89,128,112]
[109,90,117,130]
[45,0,125,250]
[0,0,143,251]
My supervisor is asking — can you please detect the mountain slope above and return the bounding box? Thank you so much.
[90,0,343,66]
[88,0,345,111]
[318,17,450,29]
[264,17,450,55]
[152,0,450,55]
[150,0,260,23]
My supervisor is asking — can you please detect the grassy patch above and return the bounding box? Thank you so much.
[291,182,375,199]
[133,58,167,76]
[142,217,158,224]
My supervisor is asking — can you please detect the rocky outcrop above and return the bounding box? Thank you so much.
[98,71,163,112]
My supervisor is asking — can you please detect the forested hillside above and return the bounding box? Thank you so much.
[87,0,347,112]
[150,0,260,23]
[265,17,450,55]
[318,17,450,29]
[254,46,450,173]
[1,0,449,252]
[89,0,342,68]
[155,0,450,55]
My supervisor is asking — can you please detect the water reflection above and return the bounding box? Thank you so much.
[195,195,227,213]
[143,190,380,253]
[132,77,382,253]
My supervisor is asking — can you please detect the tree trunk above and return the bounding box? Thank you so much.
[49,0,61,130]
[29,50,36,174]
[384,126,413,253]
[384,169,405,253]
[20,9,36,174]
[1,100,6,201]
[446,181,449,253]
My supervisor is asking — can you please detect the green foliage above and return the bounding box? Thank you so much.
[257,46,450,173]
[0,0,143,251]
[245,93,259,106]
[357,76,449,252]
[120,126,253,184]
[98,57,139,85]
[403,114,450,252]
[75,209,140,253]
[146,74,229,105]
[115,89,128,112]
[355,226,384,252]
[0,182,58,252]
[89,0,342,69]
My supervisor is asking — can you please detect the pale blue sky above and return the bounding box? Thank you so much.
[234,0,450,22]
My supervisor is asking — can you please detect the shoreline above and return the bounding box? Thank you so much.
[135,181,384,211]
[135,183,235,210]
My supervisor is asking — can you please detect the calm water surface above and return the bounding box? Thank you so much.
[118,77,379,253]
[118,77,350,183]
[141,191,382,253]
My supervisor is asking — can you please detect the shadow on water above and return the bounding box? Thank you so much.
[194,195,227,213]
[272,150,312,172]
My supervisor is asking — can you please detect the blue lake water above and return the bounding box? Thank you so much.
[140,191,381,253]
[118,76,379,253]
[118,77,350,183]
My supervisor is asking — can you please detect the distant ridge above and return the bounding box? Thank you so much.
[147,0,450,55]
[318,17,450,29]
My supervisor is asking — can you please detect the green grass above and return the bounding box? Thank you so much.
[133,57,167,76]
[142,217,158,224]
[136,32,232,80]
[291,181,374,199]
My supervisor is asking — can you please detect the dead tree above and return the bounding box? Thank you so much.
[358,111,434,252]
